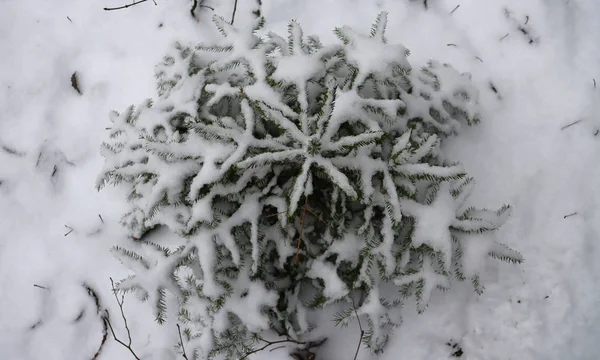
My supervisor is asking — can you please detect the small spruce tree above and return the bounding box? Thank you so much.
[97,13,522,359]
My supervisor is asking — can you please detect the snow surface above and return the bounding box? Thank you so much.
[2,0,600,359]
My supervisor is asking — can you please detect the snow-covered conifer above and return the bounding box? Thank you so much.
[97,12,522,358]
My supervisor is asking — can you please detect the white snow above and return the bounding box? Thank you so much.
[401,182,456,271]
[307,259,348,302]
[3,0,600,359]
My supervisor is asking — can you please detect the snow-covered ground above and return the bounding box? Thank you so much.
[2,0,600,359]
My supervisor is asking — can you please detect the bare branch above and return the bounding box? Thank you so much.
[177,324,190,360]
[64,225,74,236]
[560,119,583,130]
[241,337,306,360]
[104,278,140,359]
[352,300,365,360]
[191,0,215,17]
[104,0,150,11]
[231,0,239,25]
[83,283,109,360]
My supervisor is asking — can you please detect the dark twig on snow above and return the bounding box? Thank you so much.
[33,284,49,290]
[500,33,510,41]
[82,283,108,360]
[103,278,140,360]
[351,300,365,360]
[475,56,483,63]
[594,78,596,89]
[252,0,262,17]
[563,212,578,219]
[177,324,190,360]
[240,337,306,360]
[489,82,499,95]
[64,225,74,236]
[104,0,152,11]
[99,214,105,223]
[1,144,25,157]
[525,15,529,25]
[66,16,73,23]
[71,72,82,95]
[594,129,599,136]
[191,0,215,17]
[560,119,583,130]
[269,345,286,352]
[447,43,457,47]
[450,5,460,14]
[231,0,239,25]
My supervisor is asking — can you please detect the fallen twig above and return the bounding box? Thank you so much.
[560,119,582,130]
[450,5,460,14]
[352,300,364,360]
[104,0,152,11]
[191,0,214,17]
[1,144,25,157]
[177,324,190,360]
[241,337,306,360]
[99,214,105,223]
[500,33,510,41]
[80,283,109,359]
[563,212,578,219]
[104,278,140,360]
[71,72,82,95]
[64,225,74,236]
[231,0,239,25]
[489,82,499,95]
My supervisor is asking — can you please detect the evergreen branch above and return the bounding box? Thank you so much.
[241,337,306,360]
[104,278,140,359]
[294,196,310,264]
[177,324,190,360]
